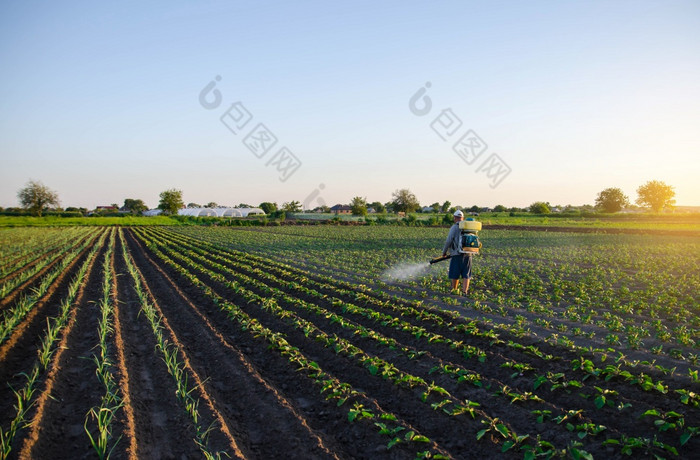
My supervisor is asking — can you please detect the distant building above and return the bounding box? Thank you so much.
[330,204,352,214]
[95,206,118,212]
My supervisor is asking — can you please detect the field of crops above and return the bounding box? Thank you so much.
[0,225,698,459]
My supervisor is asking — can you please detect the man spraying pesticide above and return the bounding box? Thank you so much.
[430,210,482,295]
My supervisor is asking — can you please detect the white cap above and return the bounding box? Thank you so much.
[453,210,463,217]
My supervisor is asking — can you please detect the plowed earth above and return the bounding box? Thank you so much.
[1,227,698,459]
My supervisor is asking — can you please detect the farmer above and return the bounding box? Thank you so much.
[442,210,472,295]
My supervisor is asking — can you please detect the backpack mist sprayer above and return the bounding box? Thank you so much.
[430,218,482,265]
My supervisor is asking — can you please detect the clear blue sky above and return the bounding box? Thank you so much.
[1,1,698,209]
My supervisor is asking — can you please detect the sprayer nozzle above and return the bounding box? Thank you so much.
[430,255,452,265]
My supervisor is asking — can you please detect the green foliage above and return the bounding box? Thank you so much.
[122,198,148,214]
[595,187,630,213]
[3,223,698,459]
[0,215,185,227]
[368,201,385,214]
[351,196,368,216]
[636,180,676,212]
[391,188,420,213]
[17,180,60,216]
[158,188,184,215]
[281,200,302,212]
[259,201,278,214]
[528,201,551,214]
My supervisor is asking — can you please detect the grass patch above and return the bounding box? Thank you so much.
[0,216,183,227]
[1,212,698,231]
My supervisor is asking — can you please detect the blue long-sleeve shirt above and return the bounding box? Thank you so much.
[442,223,461,256]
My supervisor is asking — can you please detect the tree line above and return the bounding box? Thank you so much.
[8,179,679,217]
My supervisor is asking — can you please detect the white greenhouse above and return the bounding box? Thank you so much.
[178,208,218,217]
[175,207,266,218]
[143,207,266,218]
[220,208,243,217]
[232,207,266,217]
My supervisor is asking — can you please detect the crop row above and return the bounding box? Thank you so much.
[84,230,123,458]
[0,229,101,345]
[2,227,244,458]
[0,227,92,276]
[140,228,583,456]
[134,227,459,458]
[0,230,107,459]
[0,228,97,301]
[136,227,699,458]
[117,229,229,459]
[0,227,92,283]
[160,228,696,398]
[174,226,698,363]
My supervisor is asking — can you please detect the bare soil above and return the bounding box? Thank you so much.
[2,227,697,460]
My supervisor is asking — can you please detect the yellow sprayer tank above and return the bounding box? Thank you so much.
[458,220,482,232]
[458,219,482,254]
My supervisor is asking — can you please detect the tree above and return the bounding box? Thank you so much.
[281,201,301,212]
[123,198,148,215]
[187,202,200,208]
[204,202,218,208]
[351,196,367,216]
[368,201,385,214]
[158,189,184,215]
[391,188,420,213]
[595,188,629,213]
[493,204,507,213]
[259,202,278,214]
[17,180,60,216]
[428,202,440,213]
[237,203,252,208]
[468,205,480,213]
[529,201,551,214]
[636,180,675,212]
[441,201,451,213]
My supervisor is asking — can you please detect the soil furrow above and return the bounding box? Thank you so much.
[109,233,204,460]
[18,234,111,459]
[0,232,95,310]
[128,228,462,459]
[125,229,348,459]
[152,228,698,455]
[136,232,515,458]
[0,231,102,370]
